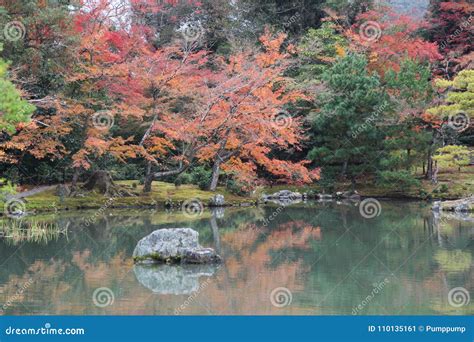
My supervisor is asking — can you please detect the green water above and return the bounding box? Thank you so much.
[0,201,472,315]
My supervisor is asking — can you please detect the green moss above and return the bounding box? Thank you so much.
[17,181,254,214]
[257,166,474,200]
[5,165,474,215]
[133,252,182,264]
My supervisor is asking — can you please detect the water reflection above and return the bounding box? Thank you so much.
[0,201,471,315]
[134,264,219,295]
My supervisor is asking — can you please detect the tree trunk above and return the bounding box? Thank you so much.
[425,131,436,180]
[350,176,356,191]
[210,212,221,254]
[83,170,116,195]
[71,168,80,192]
[406,148,411,170]
[426,150,433,180]
[143,162,189,193]
[432,161,439,184]
[209,159,221,192]
[143,162,154,193]
[341,160,348,178]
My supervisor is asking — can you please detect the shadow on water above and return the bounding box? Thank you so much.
[0,201,472,315]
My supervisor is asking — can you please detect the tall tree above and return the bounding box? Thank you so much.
[428,0,474,77]
[152,31,319,191]
[307,53,390,187]
[0,50,35,136]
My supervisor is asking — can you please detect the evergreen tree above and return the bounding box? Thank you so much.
[0,48,35,135]
[307,54,390,187]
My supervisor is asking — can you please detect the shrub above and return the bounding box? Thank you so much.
[376,171,421,191]
[189,166,212,190]
[0,178,17,202]
[439,184,449,193]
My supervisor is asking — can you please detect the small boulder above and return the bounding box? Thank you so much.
[55,184,70,198]
[133,228,221,265]
[208,194,225,207]
[262,190,303,206]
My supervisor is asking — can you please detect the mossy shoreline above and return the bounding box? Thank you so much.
[2,167,474,216]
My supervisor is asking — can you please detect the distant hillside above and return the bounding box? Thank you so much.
[386,0,430,18]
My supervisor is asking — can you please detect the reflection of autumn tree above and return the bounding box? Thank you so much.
[193,221,323,314]
[0,204,471,315]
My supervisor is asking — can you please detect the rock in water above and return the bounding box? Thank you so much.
[133,228,221,264]
[432,196,474,212]
[208,194,225,207]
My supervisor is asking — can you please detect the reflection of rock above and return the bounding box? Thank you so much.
[262,190,305,206]
[133,228,221,264]
[433,197,474,212]
[335,191,360,200]
[433,197,474,223]
[133,264,218,295]
[211,207,225,219]
[433,210,474,223]
[318,194,333,200]
[208,194,225,207]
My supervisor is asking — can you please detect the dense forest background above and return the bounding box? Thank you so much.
[0,0,472,196]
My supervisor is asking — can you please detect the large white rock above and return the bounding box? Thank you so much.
[133,228,221,264]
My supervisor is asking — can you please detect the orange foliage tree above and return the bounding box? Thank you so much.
[152,31,319,191]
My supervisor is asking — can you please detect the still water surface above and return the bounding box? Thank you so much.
[0,201,472,315]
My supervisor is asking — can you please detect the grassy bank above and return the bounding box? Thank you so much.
[4,166,474,215]
[258,166,474,201]
[21,181,253,214]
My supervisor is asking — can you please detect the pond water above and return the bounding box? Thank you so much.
[0,201,472,315]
